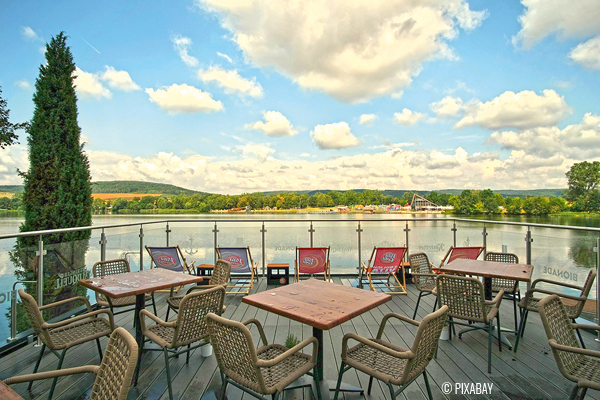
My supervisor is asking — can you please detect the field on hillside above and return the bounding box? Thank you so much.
[92,193,161,200]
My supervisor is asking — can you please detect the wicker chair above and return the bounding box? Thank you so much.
[333,306,449,400]
[135,285,226,400]
[93,259,157,318]
[18,289,115,400]
[4,327,138,400]
[165,259,231,320]
[409,253,438,319]
[435,274,503,373]
[207,313,320,400]
[484,252,520,330]
[538,295,600,400]
[514,269,596,353]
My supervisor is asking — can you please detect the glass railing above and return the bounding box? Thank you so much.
[0,216,599,352]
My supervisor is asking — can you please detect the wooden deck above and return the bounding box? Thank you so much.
[1,277,599,400]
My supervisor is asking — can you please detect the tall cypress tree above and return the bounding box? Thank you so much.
[12,32,92,325]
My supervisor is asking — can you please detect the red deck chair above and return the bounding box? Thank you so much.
[361,247,408,294]
[294,247,331,282]
[438,246,485,269]
[216,247,257,295]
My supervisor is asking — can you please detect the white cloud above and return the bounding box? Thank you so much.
[299,153,312,158]
[100,66,140,91]
[310,122,360,150]
[394,108,425,126]
[233,143,275,161]
[172,35,199,67]
[359,114,378,126]
[455,89,571,130]
[21,26,41,41]
[198,66,263,98]
[217,52,233,63]
[245,111,298,137]
[430,96,464,118]
[513,0,600,49]
[145,83,223,114]
[15,80,31,90]
[198,0,486,103]
[569,36,600,69]
[73,67,111,99]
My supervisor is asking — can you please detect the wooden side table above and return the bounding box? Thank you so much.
[196,264,214,284]
[267,263,289,285]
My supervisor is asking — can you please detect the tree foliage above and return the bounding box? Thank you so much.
[566,161,600,202]
[0,86,28,149]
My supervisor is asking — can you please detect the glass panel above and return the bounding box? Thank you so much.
[215,220,264,273]
[169,220,215,268]
[313,219,358,274]
[408,218,455,266]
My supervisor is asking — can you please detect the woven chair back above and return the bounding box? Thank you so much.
[296,247,329,274]
[93,259,130,278]
[367,247,407,274]
[403,305,448,382]
[90,327,138,400]
[409,253,434,290]
[484,252,519,291]
[146,246,186,272]
[207,313,264,393]
[216,247,253,274]
[447,246,484,264]
[18,289,52,346]
[538,295,583,378]
[211,259,231,286]
[436,274,488,322]
[174,286,225,347]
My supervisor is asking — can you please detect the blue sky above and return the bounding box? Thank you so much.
[1,0,599,194]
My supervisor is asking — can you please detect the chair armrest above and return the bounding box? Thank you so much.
[256,337,318,367]
[4,365,99,385]
[39,296,92,312]
[531,278,583,291]
[242,318,268,347]
[377,313,419,339]
[573,323,600,331]
[485,290,504,306]
[549,339,600,358]
[527,289,586,302]
[42,309,114,330]
[342,333,413,360]
[140,309,175,332]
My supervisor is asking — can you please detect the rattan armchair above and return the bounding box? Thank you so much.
[484,252,520,330]
[538,295,600,400]
[207,313,320,400]
[334,306,448,400]
[514,269,596,353]
[435,274,503,373]
[4,327,138,400]
[135,285,226,400]
[409,253,438,319]
[18,289,115,399]
[93,258,157,318]
[165,259,231,321]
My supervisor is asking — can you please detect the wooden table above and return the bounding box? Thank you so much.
[243,279,391,399]
[0,381,23,399]
[79,268,203,349]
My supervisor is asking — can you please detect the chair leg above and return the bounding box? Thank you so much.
[487,321,492,373]
[134,337,145,385]
[497,312,502,352]
[581,387,588,399]
[574,319,586,349]
[423,371,433,400]
[514,310,527,353]
[570,384,580,400]
[333,361,345,400]
[151,293,157,315]
[368,376,375,395]
[186,344,191,364]
[272,392,279,400]
[313,367,321,400]
[166,305,171,322]
[164,348,174,400]
[388,382,397,400]
[48,348,68,400]
[520,309,529,337]
[413,292,423,319]
[96,338,103,360]
[512,296,518,332]
[28,343,46,390]
[433,297,438,312]
[218,372,228,400]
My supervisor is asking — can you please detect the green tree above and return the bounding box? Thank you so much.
[504,197,523,214]
[111,197,128,213]
[565,161,600,202]
[0,86,28,149]
[0,197,11,209]
[13,32,92,327]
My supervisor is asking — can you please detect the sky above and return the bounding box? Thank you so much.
[1,0,600,195]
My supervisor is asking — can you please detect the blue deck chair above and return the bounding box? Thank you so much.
[146,245,195,293]
[216,247,257,295]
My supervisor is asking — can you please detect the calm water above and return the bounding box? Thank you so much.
[0,212,598,343]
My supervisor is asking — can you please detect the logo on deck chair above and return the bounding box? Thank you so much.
[225,255,245,268]
[381,252,397,263]
[301,256,318,266]
[156,253,177,268]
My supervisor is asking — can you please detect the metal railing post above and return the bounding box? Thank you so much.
[526,227,533,291]
[99,229,106,262]
[309,222,314,247]
[452,221,457,247]
[404,222,410,259]
[139,225,144,270]
[261,222,267,276]
[166,222,171,247]
[213,222,219,264]
[36,235,46,346]
[357,222,363,288]
[482,225,487,258]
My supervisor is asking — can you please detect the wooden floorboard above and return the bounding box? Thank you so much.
[1,277,599,400]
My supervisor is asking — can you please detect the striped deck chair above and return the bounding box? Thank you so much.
[361,246,408,294]
[438,246,484,269]
[146,245,195,293]
[294,246,331,282]
[216,247,257,295]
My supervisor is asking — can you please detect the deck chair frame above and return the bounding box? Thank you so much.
[146,245,194,293]
[362,246,408,295]
[439,246,485,268]
[216,246,257,295]
[294,246,331,282]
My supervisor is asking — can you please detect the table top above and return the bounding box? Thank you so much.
[267,263,289,268]
[242,279,391,330]
[79,268,203,298]
[439,258,534,282]
[0,381,23,399]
